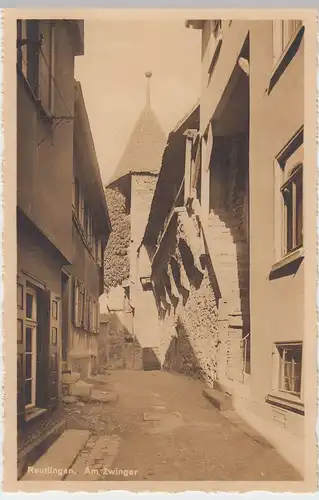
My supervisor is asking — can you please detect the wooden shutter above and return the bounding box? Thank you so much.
[73,279,81,328]
[36,288,50,409]
[83,289,88,330]
[38,21,51,114]
[80,188,85,226]
[17,274,27,426]
[90,298,93,332]
[47,291,60,409]
[26,21,39,97]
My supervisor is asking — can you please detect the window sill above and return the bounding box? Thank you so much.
[25,407,48,423]
[268,25,304,94]
[265,392,304,416]
[271,246,304,273]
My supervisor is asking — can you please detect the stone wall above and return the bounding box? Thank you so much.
[104,185,131,291]
[98,312,142,371]
[151,213,220,386]
[162,272,219,384]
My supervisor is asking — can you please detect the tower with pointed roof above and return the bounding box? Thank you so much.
[104,72,166,351]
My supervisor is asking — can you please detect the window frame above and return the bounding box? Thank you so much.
[272,19,303,66]
[271,341,304,406]
[25,286,38,409]
[17,19,40,98]
[273,127,304,269]
[17,20,56,118]
[280,163,303,256]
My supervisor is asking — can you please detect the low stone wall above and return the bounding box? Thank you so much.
[98,312,142,371]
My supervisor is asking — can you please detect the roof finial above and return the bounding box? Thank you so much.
[145,71,152,107]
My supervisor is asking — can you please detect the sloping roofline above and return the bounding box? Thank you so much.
[74,80,111,233]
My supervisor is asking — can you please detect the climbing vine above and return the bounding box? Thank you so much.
[104,186,131,291]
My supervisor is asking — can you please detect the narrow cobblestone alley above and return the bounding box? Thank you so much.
[61,370,302,482]
[13,13,316,492]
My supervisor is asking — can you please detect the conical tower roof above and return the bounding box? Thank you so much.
[107,72,167,186]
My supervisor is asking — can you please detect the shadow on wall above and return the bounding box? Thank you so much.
[163,316,207,381]
[98,312,143,371]
[155,237,218,383]
[142,347,161,371]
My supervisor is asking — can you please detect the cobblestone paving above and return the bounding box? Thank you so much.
[64,370,302,482]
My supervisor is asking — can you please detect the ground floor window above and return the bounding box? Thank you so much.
[25,286,38,408]
[276,342,302,398]
[73,277,99,333]
[17,272,60,424]
[270,341,304,409]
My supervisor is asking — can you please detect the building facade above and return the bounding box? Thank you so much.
[67,81,111,379]
[102,74,167,369]
[16,20,111,478]
[141,19,306,475]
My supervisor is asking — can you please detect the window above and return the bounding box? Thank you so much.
[87,213,93,249]
[73,279,82,328]
[17,20,55,116]
[273,20,303,64]
[275,342,303,399]
[17,274,60,424]
[281,164,303,254]
[25,286,37,408]
[17,20,40,97]
[274,128,303,262]
[38,21,55,116]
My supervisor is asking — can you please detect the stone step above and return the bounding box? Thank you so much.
[214,254,249,264]
[210,236,247,245]
[210,220,241,227]
[210,210,240,221]
[21,430,90,481]
[70,380,94,400]
[202,387,233,411]
[62,372,81,385]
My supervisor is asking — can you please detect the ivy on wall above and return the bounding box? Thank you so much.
[104,186,131,291]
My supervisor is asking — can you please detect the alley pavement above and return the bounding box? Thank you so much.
[59,369,302,482]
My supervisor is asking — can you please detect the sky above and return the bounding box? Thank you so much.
[74,20,201,185]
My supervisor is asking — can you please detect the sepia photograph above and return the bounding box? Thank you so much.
[2,9,317,492]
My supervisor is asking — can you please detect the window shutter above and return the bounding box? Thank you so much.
[47,291,60,409]
[49,23,55,115]
[38,22,51,113]
[83,289,88,330]
[89,297,92,332]
[26,21,40,97]
[80,189,85,226]
[17,274,27,426]
[96,301,100,333]
[73,279,79,327]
